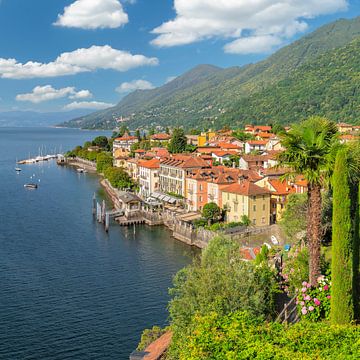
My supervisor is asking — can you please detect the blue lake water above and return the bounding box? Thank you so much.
[0,127,195,359]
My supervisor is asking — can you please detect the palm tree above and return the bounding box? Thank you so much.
[278,117,339,286]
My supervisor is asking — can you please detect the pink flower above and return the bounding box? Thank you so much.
[308,306,314,311]
[327,295,331,299]
[305,295,311,301]
[301,307,307,315]
[301,287,307,293]
[306,283,311,288]
[323,285,329,291]
[302,281,308,286]
[300,301,305,306]
[314,298,321,306]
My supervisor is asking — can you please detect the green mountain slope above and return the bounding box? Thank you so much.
[62,16,360,129]
[220,37,360,126]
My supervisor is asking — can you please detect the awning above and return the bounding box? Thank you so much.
[168,198,177,204]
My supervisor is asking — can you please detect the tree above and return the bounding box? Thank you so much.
[278,117,338,286]
[104,167,135,190]
[96,152,113,173]
[168,236,278,359]
[202,202,221,225]
[92,136,108,149]
[165,126,170,135]
[135,129,141,142]
[168,128,187,154]
[272,123,286,134]
[331,149,354,324]
[149,127,155,136]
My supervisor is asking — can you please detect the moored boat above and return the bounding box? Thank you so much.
[24,183,38,189]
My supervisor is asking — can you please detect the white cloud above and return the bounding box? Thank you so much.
[224,35,283,54]
[55,0,128,29]
[64,101,115,110]
[69,89,93,99]
[0,45,159,79]
[151,0,348,53]
[16,85,93,103]
[116,79,155,93]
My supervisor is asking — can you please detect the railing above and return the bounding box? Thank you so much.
[276,295,299,324]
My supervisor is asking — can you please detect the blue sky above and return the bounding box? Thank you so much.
[0,0,359,112]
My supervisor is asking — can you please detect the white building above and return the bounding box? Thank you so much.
[138,158,160,198]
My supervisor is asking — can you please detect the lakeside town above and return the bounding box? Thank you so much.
[63,121,359,246]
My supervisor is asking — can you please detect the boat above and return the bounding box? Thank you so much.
[15,167,22,172]
[77,168,86,173]
[24,183,38,189]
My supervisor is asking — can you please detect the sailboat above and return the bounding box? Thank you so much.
[15,158,22,172]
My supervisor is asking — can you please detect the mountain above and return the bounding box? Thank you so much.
[61,16,360,130]
[0,109,93,127]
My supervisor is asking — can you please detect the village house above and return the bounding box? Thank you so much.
[211,150,238,164]
[244,140,268,154]
[239,154,271,170]
[113,132,139,153]
[150,133,171,142]
[123,158,140,183]
[255,178,295,223]
[159,155,210,197]
[138,158,160,198]
[113,148,130,167]
[221,181,271,226]
[337,122,354,133]
[197,131,217,146]
[245,125,272,134]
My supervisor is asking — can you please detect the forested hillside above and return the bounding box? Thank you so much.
[61,16,360,130]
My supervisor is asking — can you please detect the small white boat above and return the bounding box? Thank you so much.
[24,183,38,189]
[15,167,22,172]
[77,168,86,173]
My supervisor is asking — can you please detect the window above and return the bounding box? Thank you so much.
[262,217,265,224]
[227,193,230,200]
[200,184,203,191]
[199,196,202,202]
[234,203,238,212]
[252,219,256,225]
[263,204,266,211]
[253,205,256,212]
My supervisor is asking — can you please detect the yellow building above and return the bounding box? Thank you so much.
[198,131,216,147]
[221,181,271,226]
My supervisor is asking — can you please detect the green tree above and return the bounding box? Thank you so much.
[331,148,354,324]
[135,129,141,142]
[104,167,134,189]
[149,127,155,136]
[278,116,339,286]
[96,152,113,173]
[168,237,278,358]
[202,202,221,225]
[165,126,170,135]
[168,128,187,154]
[92,136,108,149]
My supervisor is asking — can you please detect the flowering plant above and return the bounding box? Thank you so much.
[295,275,331,321]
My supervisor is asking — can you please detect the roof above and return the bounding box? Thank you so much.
[222,181,271,196]
[115,135,138,141]
[257,132,275,139]
[139,158,160,169]
[268,179,295,195]
[134,149,146,153]
[150,133,171,141]
[246,140,268,146]
[241,154,270,162]
[118,192,142,204]
[161,156,209,169]
[240,247,261,261]
[337,122,353,127]
[212,150,238,157]
[217,142,242,150]
[254,125,272,131]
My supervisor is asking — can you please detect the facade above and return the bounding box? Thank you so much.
[244,140,268,154]
[113,133,139,153]
[239,155,270,170]
[221,181,271,226]
[138,158,160,198]
[159,156,210,197]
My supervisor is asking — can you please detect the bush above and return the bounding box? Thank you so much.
[104,167,135,190]
[296,276,331,322]
[173,311,360,359]
[136,326,168,351]
[168,236,279,358]
[96,152,113,173]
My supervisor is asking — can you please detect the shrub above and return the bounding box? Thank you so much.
[173,311,360,359]
[168,236,279,358]
[295,276,331,322]
[96,152,113,173]
[136,326,168,351]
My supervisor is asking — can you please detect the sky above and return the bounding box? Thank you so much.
[0,0,359,113]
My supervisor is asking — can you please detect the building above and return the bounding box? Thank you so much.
[118,191,142,218]
[150,133,171,142]
[124,158,140,183]
[239,154,270,170]
[255,178,295,223]
[138,158,160,198]
[244,140,268,154]
[113,148,130,167]
[337,122,354,133]
[159,156,210,197]
[211,150,238,164]
[113,132,139,153]
[245,125,272,134]
[197,131,216,147]
[221,181,271,226]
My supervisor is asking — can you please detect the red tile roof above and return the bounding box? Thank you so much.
[139,158,160,169]
[150,133,171,141]
[247,140,268,145]
[115,135,138,141]
[222,181,271,196]
[268,179,295,195]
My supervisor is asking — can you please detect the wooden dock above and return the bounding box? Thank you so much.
[115,217,145,226]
